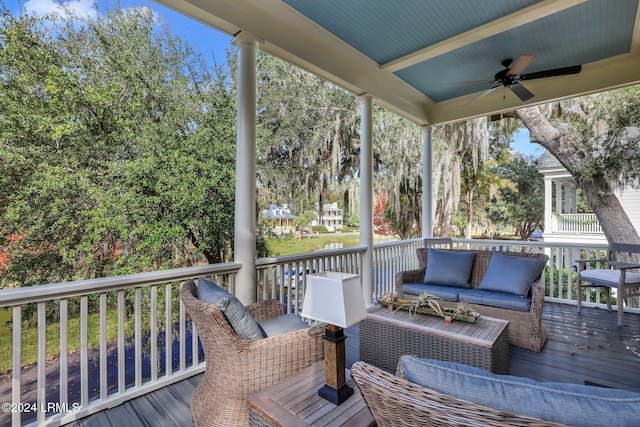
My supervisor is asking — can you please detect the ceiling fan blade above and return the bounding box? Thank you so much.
[510,82,534,102]
[466,85,499,105]
[520,65,582,80]
[508,55,536,76]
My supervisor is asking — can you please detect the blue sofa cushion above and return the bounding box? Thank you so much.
[478,253,547,296]
[196,278,264,340]
[458,289,531,311]
[258,313,309,337]
[423,249,476,288]
[400,356,640,427]
[402,283,460,301]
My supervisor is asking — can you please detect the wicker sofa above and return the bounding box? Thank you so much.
[351,357,640,427]
[180,279,324,426]
[396,248,549,352]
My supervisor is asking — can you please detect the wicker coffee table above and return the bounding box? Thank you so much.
[360,305,510,374]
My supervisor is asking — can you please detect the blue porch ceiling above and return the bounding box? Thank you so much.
[285,0,637,103]
[157,0,640,125]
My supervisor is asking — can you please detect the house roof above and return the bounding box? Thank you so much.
[262,203,296,220]
[536,150,576,185]
[156,0,640,126]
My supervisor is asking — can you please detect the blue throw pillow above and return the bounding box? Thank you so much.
[478,253,547,296]
[400,356,640,427]
[423,249,476,288]
[196,278,264,340]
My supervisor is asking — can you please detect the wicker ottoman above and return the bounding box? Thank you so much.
[360,305,510,374]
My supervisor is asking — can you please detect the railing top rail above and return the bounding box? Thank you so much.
[0,262,241,308]
[256,245,367,267]
[372,237,422,249]
[451,238,608,250]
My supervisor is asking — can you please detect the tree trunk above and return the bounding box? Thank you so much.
[465,187,474,239]
[516,107,639,244]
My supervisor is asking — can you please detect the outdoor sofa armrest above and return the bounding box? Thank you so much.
[395,269,425,297]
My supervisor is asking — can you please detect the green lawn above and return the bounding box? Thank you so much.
[266,233,361,256]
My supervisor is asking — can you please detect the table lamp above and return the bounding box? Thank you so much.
[301,271,368,405]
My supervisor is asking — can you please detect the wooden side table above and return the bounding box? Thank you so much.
[248,361,375,427]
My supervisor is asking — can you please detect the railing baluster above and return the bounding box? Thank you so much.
[135,288,142,388]
[37,302,45,424]
[151,285,158,381]
[165,283,172,378]
[12,305,21,427]
[59,299,68,408]
[80,295,88,407]
[179,298,186,372]
[100,293,107,400]
[117,290,125,394]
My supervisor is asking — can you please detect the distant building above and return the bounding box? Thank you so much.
[261,204,296,235]
[537,151,640,244]
[319,202,343,231]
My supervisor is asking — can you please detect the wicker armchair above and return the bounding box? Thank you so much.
[351,361,568,427]
[180,279,325,426]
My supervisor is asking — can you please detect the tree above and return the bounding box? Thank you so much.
[488,155,544,240]
[0,5,237,288]
[516,86,640,244]
[293,211,316,239]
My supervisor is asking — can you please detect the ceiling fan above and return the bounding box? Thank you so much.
[457,55,582,103]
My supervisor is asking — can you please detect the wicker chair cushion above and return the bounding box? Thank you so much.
[196,278,264,340]
[458,289,532,311]
[400,356,640,427]
[402,283,460,301]
[478,253,547,296]
[423,249,476,288]
[258,313,309,337]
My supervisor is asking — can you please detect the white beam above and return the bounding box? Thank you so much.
[382,0,587,72]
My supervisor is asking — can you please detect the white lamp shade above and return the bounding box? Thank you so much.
[300,272,368,328]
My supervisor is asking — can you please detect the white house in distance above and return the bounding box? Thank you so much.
[261,203,296,235]
[319,202,343,232]
[537,151,640,244]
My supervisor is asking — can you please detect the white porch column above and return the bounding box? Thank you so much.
[422,126,433,238]
[234,33,258,305]
[359,94,374,306]
[571,186,578,213]
[544,178,552,233]
[564,185,571,214]
[554,181,563,214]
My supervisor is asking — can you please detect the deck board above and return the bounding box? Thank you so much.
[79,303,640,426]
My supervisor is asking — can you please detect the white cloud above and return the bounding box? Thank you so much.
[23,0,98,19]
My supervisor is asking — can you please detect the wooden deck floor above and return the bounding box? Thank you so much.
[70,303,640,426]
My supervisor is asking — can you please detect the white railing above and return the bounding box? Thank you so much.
[1,237,639,426]
[256,246,366,315]
[0,264,240,427]
[552,213,602,233]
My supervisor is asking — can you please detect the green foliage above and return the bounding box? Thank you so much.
[567,86,640,190]
[0,5,237,290]
[293,210,317,236]
[311,225,328,233]
[487,154,544,240]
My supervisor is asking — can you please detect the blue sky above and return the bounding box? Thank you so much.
[5,0,541,157]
